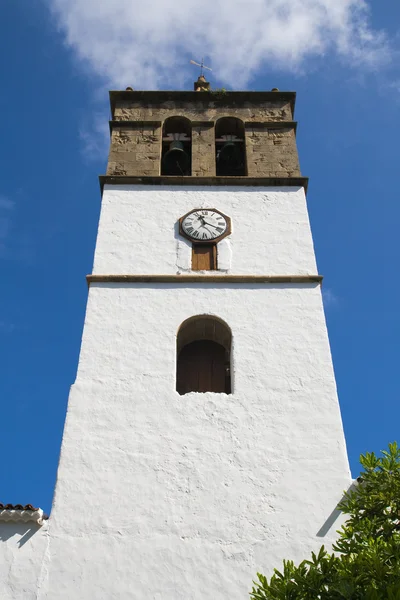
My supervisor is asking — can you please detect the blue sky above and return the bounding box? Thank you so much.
[1,0,399,514]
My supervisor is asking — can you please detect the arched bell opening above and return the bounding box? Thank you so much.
[161,116,192,176]
[215,117,246,176]
[176,315,232,395]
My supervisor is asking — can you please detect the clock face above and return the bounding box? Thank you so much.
[181,209,229,241]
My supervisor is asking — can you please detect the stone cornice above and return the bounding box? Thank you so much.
[99,175,309,193]
[244,121,297,131]
[108,120,297,131]
[109,120,162,132]
[87,274,322,285]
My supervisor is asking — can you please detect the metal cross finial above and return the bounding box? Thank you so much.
[190,58,212,77]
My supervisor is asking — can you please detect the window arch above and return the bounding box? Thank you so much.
[161,116,192,176]
[215,117,246,176]
[176,315,232,395]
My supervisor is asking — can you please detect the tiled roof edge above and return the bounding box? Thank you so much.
[0,504,46,525]
[0,503,39,511]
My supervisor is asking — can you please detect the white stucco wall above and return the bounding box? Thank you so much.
[0,184,351,599]
[93,185,318,275]
[0,521,48,599]
[44,281,349,599]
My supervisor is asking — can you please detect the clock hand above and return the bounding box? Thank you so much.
[196,216,220,233]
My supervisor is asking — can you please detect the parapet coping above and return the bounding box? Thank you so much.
[87,274,323,285]
[109,90,297,119]
[99,175,309,193]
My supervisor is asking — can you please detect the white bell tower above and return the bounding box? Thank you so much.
[0,79,351,599]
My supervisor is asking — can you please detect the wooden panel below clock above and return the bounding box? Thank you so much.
[192,244,217,270]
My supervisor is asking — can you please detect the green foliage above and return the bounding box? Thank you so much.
[251,443,400,600]
[210,88,227,97]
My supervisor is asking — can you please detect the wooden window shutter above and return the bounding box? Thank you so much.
[177,340,227,395]
[176,316,232,395]
[192,244,217,270]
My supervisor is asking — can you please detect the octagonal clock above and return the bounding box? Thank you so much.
[179,208,231,243]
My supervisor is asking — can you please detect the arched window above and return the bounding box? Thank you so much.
[215,117,246,176]
[176,316,232,395]
[161,116,192,176]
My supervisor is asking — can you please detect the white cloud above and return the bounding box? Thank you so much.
[322,288,339,308]
[0,196,15,211]
[48,0,389,90]
[79,112,110,162]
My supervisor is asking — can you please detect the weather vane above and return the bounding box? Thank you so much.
[190,58,212,77]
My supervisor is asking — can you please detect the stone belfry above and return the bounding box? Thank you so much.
[105,77,301,180]
[0,77,351,599]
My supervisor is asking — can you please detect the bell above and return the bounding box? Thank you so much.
[162,141,190,175]
[217,141,242,174]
